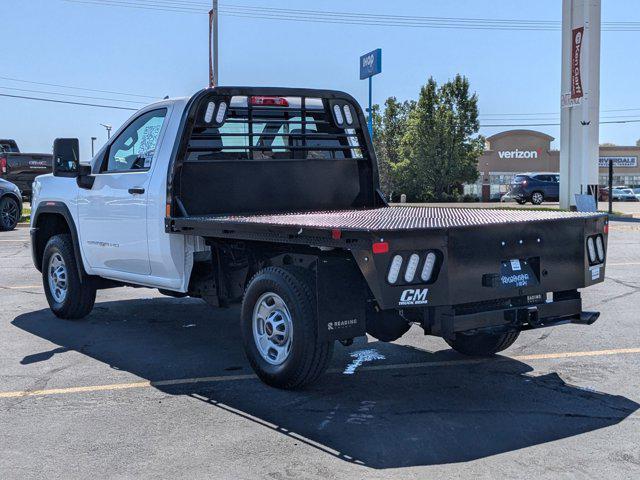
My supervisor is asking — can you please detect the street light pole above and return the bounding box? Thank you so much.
[209,0,219,87]
[91,137,97,157]
[100,123,112,139]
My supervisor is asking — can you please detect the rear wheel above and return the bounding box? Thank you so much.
[0,196,20,231]
[241,266,333,389]
[42,234,96,319]
[365,306,411,342]
[445,331,520,356]
[531,191,544,205]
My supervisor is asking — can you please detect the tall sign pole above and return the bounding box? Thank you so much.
[359,48,382,139]
[209,0,219,88]
[560,0,601,209]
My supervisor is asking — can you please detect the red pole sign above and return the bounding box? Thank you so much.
[571,27,584,99]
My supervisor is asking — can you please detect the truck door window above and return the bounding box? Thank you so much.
[102,109,167,172]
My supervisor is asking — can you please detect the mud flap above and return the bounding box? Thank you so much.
[315,256,367,342]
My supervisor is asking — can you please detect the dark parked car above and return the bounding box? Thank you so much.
[0,139,52,201]
[0,178,22,231]
[509,172,559,205]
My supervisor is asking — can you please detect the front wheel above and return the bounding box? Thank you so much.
[0,196,20,231]
[42,234,96,319]
[515,198,527,205]
[445,331,520,356]
[531,191,544,205]
[241,266,333,389]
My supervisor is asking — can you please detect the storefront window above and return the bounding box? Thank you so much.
[599,175,640,187]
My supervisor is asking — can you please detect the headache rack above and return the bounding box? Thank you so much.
[168,87,384,218]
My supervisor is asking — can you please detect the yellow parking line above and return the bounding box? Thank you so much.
[607,262,640,266]
[2,285,41,289]
[1,347,639,400]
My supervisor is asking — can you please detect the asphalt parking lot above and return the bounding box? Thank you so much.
[1,222,640,479]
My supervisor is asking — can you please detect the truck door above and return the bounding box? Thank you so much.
[78,108,167,276]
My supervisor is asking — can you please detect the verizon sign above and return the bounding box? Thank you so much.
[498,148,543,159]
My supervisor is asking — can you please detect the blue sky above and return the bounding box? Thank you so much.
[1,0,638,157]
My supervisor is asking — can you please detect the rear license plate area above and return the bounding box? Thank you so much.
[499,258,539,288]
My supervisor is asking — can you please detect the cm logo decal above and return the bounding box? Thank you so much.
[399,288,429,306]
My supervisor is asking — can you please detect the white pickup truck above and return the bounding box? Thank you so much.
[31,87,607,389]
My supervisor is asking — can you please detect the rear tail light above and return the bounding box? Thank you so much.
[404,254,420,282]
[595,235,605,262]
[249,96,289,107]
[387,255,403,284]
[387,250,440,285]
[421,252,437,282]
[0,156,6,174]
[586,237,597,263]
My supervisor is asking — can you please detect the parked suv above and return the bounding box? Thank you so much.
[0,178,22,231]
[510,173,559,205]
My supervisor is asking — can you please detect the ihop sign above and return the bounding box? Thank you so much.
[359,49,382,80]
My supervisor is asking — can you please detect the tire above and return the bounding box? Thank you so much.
[366,306,411,342]
[241,266,334,389]
[445,331,520,356]
[515,199,527,205]
[0,196,20,231]
[531,191,544,205]
[42,234,96,319]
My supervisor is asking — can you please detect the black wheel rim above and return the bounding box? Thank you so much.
[1,199,19,228]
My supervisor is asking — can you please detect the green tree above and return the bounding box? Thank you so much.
[372,97,415,201]
[396,75,483,201]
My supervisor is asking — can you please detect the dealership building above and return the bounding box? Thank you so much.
[467,129,640,201]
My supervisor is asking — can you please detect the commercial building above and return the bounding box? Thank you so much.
[466,129,640,201]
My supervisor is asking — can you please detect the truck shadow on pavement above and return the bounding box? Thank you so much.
[13,296,639,469]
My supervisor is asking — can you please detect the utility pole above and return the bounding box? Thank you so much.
[559,0,601,210]
[100,123,112,139]
[209,0,219,87]
[91,137,97,157]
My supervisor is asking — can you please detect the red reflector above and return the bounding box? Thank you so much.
[331,228,341,240]
[249,96,289,107]
[604,224,609,234]
[0,156,6,174]
[372,242,389,254]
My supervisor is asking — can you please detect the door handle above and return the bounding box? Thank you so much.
[128,187,145,195]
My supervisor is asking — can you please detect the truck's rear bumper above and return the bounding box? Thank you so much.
[426,294,599,338]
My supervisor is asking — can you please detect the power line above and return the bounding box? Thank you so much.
[0,75,158,99]
[0,93,138,111]
[62,0,640,31]
[0,85,147,105]
[481,119,640,128]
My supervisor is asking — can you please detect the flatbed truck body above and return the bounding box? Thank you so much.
[30,87,607,388]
